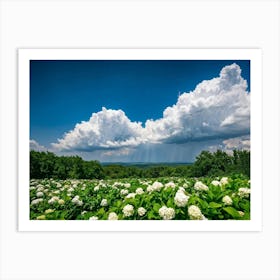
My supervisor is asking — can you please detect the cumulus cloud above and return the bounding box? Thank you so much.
[208,135,250,155]
[30,139,46,151]
[144,63,250,143]
[52,107,144,151]
[52,63,250,152]
[223,135,250,151]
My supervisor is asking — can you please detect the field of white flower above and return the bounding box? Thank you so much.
[30,176,250,220]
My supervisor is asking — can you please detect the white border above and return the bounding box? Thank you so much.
[18,48,262,231]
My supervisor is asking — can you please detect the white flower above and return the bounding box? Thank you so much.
[211,180,221,186]
[30,186,36,190]
[94,186,100,191]
[178,186,185,192]
[137,207,147,216]
[72,195,83,206]
[100,199,108,207]
[220,177,229,185]
[36,215,46,220]
[124,183,131,188]
[238,211,245,217]
[31,198,43,205]
[37,186,44,192]
[188,205,206,220]
[81,211,87,215]
[152,181,163,190]
[159,206,175,220]
[135,188,144,195]
[125,193,136,199]
[108,212,118,220]
[120,189,129,195]
[36,191,44,198]
[174,190,189,207]
[48,196,59,204]
[45,209,54,214]
[53,190,60,194]
[122,204,134,217]
[147,181,164,193]
[89,216,98,220]
[238,187,250,198]
[71,195,79,202]
[194,181,209,191]
[165,182,176,188]
[58,199,65,205]
[68,187,74,192]
[222,195,233,205]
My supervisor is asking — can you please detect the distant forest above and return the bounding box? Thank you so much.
[30,149,250,179]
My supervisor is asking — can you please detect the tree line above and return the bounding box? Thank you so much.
[30,149,250,179]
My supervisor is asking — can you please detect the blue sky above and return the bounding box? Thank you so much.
[30,60,250,162]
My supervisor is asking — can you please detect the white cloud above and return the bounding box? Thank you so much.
[208,135,250,155]
[144,63,250,143]
[30,139,46,151]
[52,63,250,153]
[52,107,144,151]
[223,135,250,150]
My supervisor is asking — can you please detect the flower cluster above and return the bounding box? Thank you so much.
[71,195,83,206]
[165,181,176,189]
[159,206,175,220]
[125,193,136,199]
[135,188,144,195]
[137,207,147,216]
[122,204,134,217]
[36,191,44,198]
[220,177,229,185]
[108,212,118,220]
[89,216,98,220]
[174,189,189,207]
[31,198,43,205]
[238,187,250,198]
[194,181,209,191]
[100,198,108,207]
[188,205,206,220]
[48,196,60,204]
[222,195,233,205]
[45,209,54,214]
[211,180,221,186]
[147,181,163,192]
[120,189,129,195]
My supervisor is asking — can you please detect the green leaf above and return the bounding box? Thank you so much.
[167,199,173,208]
[223,207,241,219]
[209,202,222,208]
[148,212,155,219]
[153,203,161,212]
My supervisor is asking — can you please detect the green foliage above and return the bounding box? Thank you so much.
[191,149,250,178]
[30,176,250,221]
[30,151,104,179]
[30,149,250,180]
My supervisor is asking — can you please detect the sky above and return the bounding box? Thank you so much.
[30,60,250,162]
